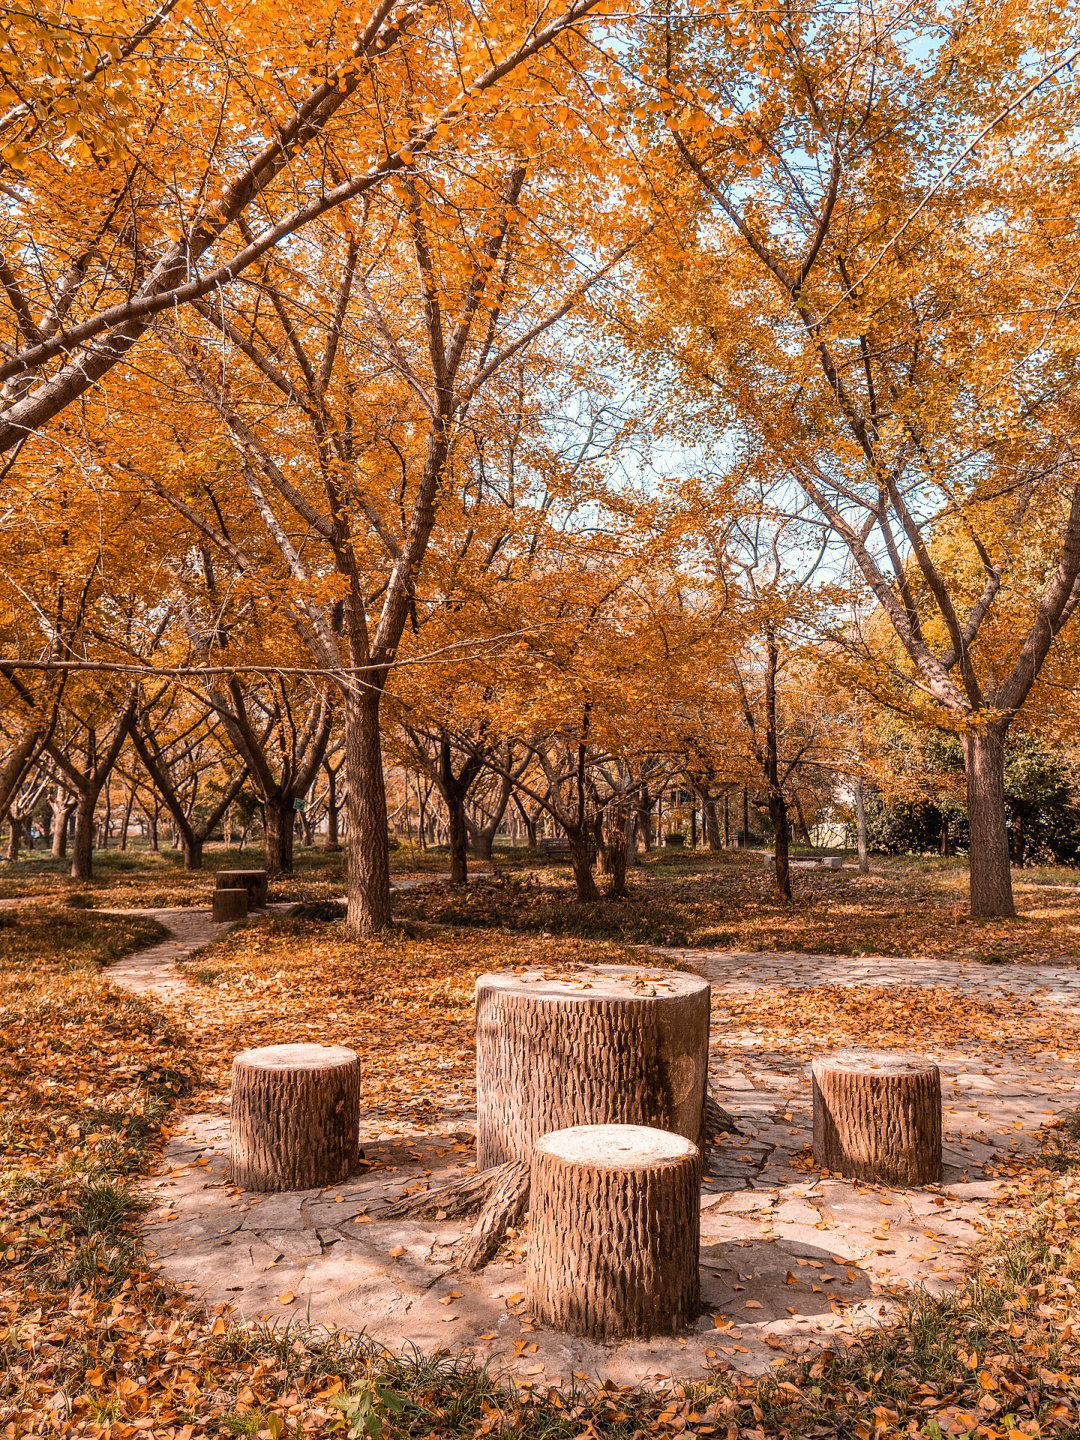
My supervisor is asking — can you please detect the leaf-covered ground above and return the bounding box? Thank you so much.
[394,851,1080,962]
[3,855,1080,1438]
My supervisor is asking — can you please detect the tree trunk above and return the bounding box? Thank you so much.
[51,797,71,859]
[568,830,600,902]
[723,791,730,847]
[447,791,469,885]
[182,832,204,871]
[343,688,391,937]
[527,1125,701,1340]
[264,796,295,875]
[325,765,340,850]
[637,786,653,850]
[962,724,1014,919]
[475,964,710,1168]
[855,775,869,874]
[70,797,95,881]
[742,784,750,843]
[702,794,721,852]
[769,788,791,902]
[6,815,21,862]
[1010,807,1026,867]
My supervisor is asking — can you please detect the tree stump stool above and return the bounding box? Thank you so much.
[527,1124,701,1339]
[213,886,249,923]
[230,1043,361,1192]
[812,1050,941,1185]
[216,869,268,908]
[475,965,710,1170]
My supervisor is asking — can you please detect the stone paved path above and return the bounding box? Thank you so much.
[122,937,1080,1387]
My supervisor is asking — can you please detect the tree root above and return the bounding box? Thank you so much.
[452,1158,530,1271]
[380,1159,520,1220]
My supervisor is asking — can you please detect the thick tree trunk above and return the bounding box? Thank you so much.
[70,797,96,881]
[637,786,654,850]
[962,724,1014,919]
[702,794,722,852]
[447,791,469,885]
[230,1043,361,1192]
[51,796,72,858]
[344,688,391,937]
[742,785,750,843]
[264,796,295,876]
[475,964,710,1168]
[182,833,204,871]
[812,1052,941,1185]
[6,815,21,862]
[855,774,869,874]
[568,830,600,902]
[527,1125,700,1339]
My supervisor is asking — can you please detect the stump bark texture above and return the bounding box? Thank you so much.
[527,1124,701,1339]
[475,965,710,1170]
[230,1043,361,1191]
[812,1050,941,1185]
[216,869,268,908]
[213,887,249,923]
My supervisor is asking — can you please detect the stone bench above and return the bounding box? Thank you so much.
[230,1043,361,1192]
[527,1124,701,1338]
[216,869,268,908]
[812,1050,941,1185]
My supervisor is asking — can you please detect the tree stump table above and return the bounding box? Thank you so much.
[527,1124,701,1339]
[475,965,710,1170]
[216,869,268,909]
[213,886,249,923]
[812,1050,942,1185]
[230,1044,361,1192]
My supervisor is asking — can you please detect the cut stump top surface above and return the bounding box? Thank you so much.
[217,869,268,880]
[476,964,707,1003]
[812,1050,937,1078]
[233,1043,357,1072]
[535,1124,700,1168]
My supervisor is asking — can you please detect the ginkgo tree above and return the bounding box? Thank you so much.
[627,0,1080,916]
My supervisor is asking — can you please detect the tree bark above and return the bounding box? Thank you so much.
[264,795,295,875]
[447,789,469,885]
[70,797,95,881]
[855,774,869,874]
[230,1043,361,1192]
[568,830,600,901]
[812,1051,941,1185]
[475,965,710,1169]
[769,788,791,902]
[527,1125,700,1339]
[962,724,1014,918]
[324,761,341,850]
[344,687,391,937]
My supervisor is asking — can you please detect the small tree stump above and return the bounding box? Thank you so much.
[230,1043,361,1192]
[475,964,710,1170]
[812,1050,942,1185]
[213,887,249,923]
[527,1124,701,1339]
[216,869,268,908]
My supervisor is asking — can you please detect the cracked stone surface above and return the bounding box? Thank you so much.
[121,935,1080,1386]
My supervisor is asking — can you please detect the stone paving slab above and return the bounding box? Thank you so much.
[106,930,1080,1386]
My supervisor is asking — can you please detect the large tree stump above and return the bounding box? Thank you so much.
[213,887,249,923]
[216,869,268,908]
[475,965,710,1170]
[230,1043,361,1192]
[527,1124,701,1339]
[812,1050,942,1185]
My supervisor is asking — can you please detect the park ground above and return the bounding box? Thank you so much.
[3,846,1080,1438]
